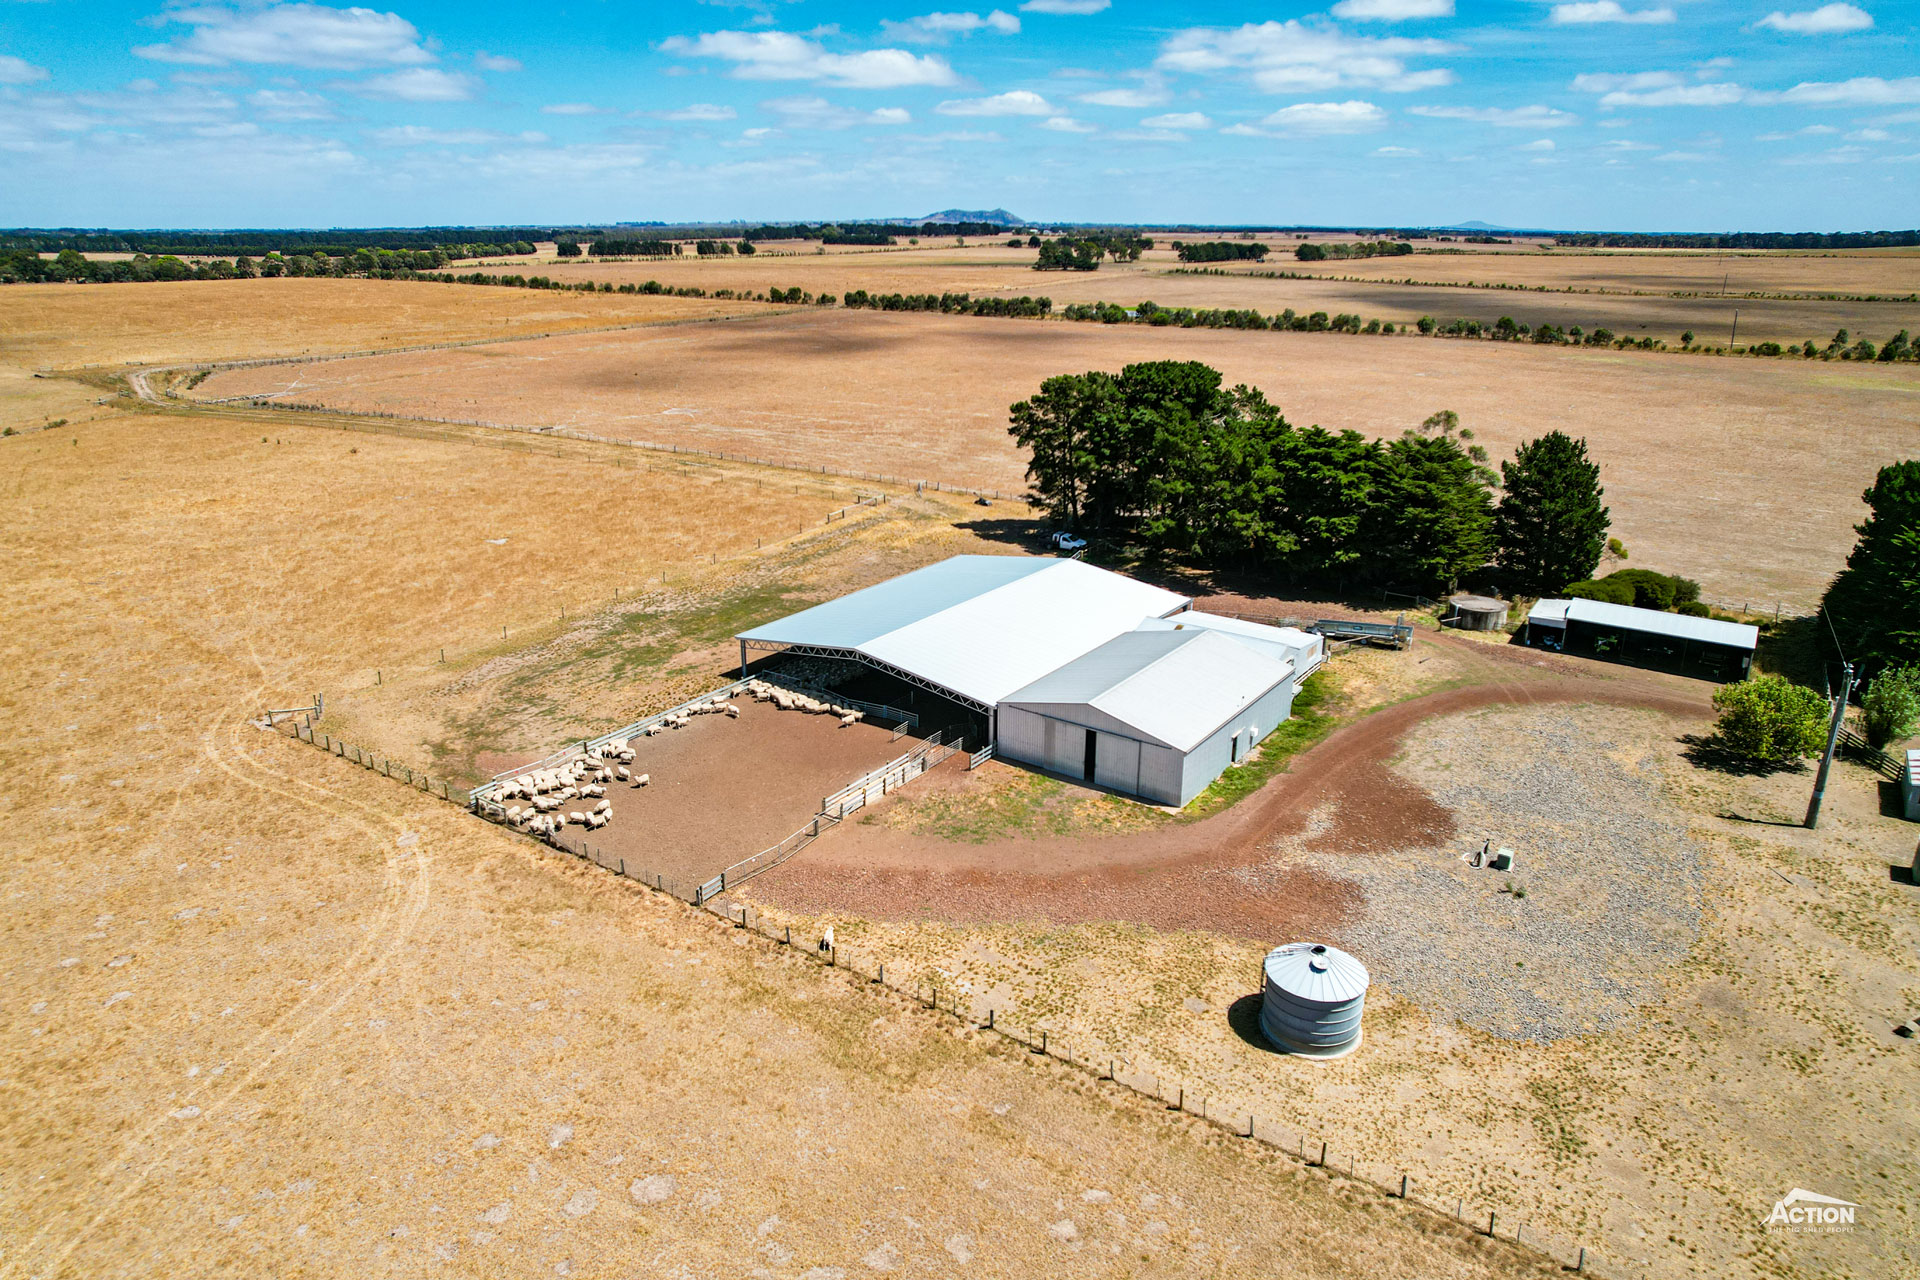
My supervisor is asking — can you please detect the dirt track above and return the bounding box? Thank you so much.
[752,635,1714,939]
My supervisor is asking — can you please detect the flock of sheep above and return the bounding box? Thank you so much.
[743,678,866,727]
[495,738,652,836]
[490,676,871,840]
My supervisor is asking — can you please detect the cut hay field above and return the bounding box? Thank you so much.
[533,243,1920,346]
[196,305,1920,612]
[0,403,1567,1279]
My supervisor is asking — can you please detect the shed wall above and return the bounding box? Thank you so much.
[1177,679,1299,805]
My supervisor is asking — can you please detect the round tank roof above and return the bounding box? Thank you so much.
[1448,594,1507,613]
[1262,943,1370,1005]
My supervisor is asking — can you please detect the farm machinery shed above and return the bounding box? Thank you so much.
[1525,597,1758,682]
[736,555,1322,807]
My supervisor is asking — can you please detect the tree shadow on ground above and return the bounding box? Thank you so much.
[1226,994,1286,1057]
[1680,732,1810,778]
[953,516,1051,555]
[1755,612,1829,685]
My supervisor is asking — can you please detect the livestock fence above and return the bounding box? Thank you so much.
[820,729,960,819]
[139,351,1029,507]
[261,701,1603,1276]
[468,676,759,811]
[536,869,1610,1280]
[753,671,916,732]
[1838,726,1902,781]
[275,718,463,804]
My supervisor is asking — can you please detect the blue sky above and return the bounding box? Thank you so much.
[1,1,1914,229]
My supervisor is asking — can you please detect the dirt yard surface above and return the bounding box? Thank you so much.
[746,639,1919,1280]
[533,699,912,888]
[194,306,1920,610]
[0,408,1566,1280]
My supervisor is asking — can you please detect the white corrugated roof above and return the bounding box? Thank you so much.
[1137,610,1321,663]
[1907,749,1919,788]
[736,555,1190,707]
[1002,628,1293,751]
[1528,598,1571,626]
[1564,597,1758,650]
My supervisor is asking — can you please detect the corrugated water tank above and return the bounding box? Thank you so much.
[1259,942,1369,1058]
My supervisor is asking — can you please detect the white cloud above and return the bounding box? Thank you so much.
[474,52,522,72]
[542,102,609,115]
[368,125,545,146]
[1019,0,1109,12]
[1847,127,1892,141]
[343,68,480,102]
[0,54,50,86]
[1260,100,1388,133]
[1040,114,1095,131]
[1599,137,1657,149]
[1331,0,1454,19]
[249,88,334,120]
[660,30,958,88]
[134,4,435,70]
[1599,82,1745,107]
[1141,111,1212,130]
[1775,76,1920,105]
[880,11,1020,42]
[1756,124,1838,139]
[1373,143,1419,154]
[1757,4,1873,34]
[1653,149,1717,162]
[1157,20,1458,94]
[659,103,738,121]
[764,95,912,128]
[936,88,1053,115]
[1519,137,1555,151]
[1571,71,1682,93]
[1076,86,1170,108]
[1550,2,1676,25]
[1410,103,1578,127]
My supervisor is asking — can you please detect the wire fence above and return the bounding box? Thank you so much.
[264,703,1604,1277]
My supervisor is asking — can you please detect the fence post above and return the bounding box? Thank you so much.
[1575,1246,1586,1273]
[1400,1173,1410,1199]
[1318,1141,1327,1167]
[1487,1211,1496,1237]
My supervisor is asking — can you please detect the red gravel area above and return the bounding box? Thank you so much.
[750,636,1714,941]
[504,698,911,889]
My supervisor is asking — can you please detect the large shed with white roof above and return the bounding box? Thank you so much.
[1525,596,1757,682]
[735,555,1319,807]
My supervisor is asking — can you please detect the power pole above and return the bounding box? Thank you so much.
[1805,660,1855,829]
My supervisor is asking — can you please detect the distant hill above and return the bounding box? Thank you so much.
[919,208,1025,227]
[1442,220,1514,232]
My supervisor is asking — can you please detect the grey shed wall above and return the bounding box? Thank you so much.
[996,676,1298,807]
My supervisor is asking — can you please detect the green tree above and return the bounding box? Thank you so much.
[1007,372,1122,529]
[1492,431,1610,596]
[555,240,583,257]
[1861,664,1920,748]
[1821,460,1920,669]
[1294,243,1326,261]
[1711,675,1829,763]
[1362,413,1496,592]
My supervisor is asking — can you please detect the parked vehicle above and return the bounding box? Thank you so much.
[1050,532,1087,551]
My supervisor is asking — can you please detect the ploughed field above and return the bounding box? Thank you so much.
[195,306,1920,611]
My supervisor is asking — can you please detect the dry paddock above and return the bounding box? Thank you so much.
[530,696,910,888]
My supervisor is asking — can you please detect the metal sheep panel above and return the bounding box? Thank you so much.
[1259,942,1370,1059]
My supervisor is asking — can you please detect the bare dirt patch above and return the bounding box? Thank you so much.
[536,698,914,887]
[194,307,1920,610]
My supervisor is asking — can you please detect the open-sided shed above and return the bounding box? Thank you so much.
[1526,597,1757,682]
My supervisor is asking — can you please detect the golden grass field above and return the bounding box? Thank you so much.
[4,275,1914,1280]
[194,304,1920,612]
[0,400,1564,1276]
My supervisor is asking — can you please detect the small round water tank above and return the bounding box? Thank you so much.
[1446,594,1509,631]
[1259,942,1369,1058]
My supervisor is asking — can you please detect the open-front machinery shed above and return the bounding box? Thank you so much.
[736,555,1324,808]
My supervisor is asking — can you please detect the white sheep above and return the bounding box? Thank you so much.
[839,714,856,727]
[567,810,585,825]
[616,765,630,781]
[633,773,650,787]
[595,799,611,814]
[723,704,740,718]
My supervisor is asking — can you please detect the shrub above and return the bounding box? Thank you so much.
[1676,600,1711,617]
[1711,675,1829,763]
[1564,577,1633,605]
[1862,665,1920,747]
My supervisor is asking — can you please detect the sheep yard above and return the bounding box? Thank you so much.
[0,378,1571,1276]
[193,304,1920,611]
[6,273,1916,1280]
